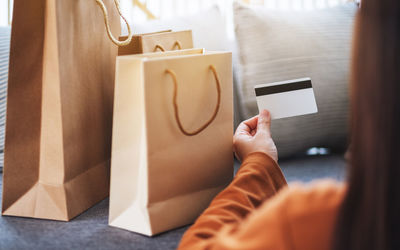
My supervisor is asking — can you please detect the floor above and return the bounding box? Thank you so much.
[0,154,346,250]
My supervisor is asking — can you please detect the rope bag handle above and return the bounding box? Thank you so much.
[154,41,183,52]
[95,0,133,46]
[165,65,221,136]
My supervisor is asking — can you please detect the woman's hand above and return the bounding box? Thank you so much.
[233,110,278,162]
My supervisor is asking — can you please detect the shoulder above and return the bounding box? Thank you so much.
[205,180,346,250]
[269,180,346,250]
[241,179,345,235]
[257,179,346,215]
[283,180,346,216]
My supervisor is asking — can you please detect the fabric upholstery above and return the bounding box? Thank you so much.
[234,3,357,158]
[0,154,346,249]
[0,27,10,170]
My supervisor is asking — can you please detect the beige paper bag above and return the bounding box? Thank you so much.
[118,30,193,55]
[1,0,121,221]
[109,49,233,236]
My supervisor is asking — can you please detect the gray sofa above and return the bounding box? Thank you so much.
[0,19,347,249]
[0,27,9,170]
[0,156,346,250]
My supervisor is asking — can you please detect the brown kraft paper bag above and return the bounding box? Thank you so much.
[118,30,193,55]
[1,0,123,221]
[109,49,233,236]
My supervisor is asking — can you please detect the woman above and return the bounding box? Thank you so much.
[178,0,400,249]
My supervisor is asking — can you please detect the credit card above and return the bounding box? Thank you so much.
[255,78,318,120]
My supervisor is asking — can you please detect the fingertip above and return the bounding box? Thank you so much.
[257,109,272,134]
[260,109,270,120]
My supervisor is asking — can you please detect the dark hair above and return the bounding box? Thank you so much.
[333,1,400,249]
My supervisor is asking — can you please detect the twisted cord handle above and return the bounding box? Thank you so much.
[165,65,221,136]
[154,40,183,52]
[95,0,133,46]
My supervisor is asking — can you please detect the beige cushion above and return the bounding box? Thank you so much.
[234,3,357,158]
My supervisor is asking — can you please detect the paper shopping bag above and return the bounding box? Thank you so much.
[1,0,121,221]
[109,49,233,236]
[118,30,193,55]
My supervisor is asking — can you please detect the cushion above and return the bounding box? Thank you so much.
[0,27,10,169]
[234,3,357,158]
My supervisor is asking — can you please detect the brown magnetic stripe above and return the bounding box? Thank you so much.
[255,80,312,96]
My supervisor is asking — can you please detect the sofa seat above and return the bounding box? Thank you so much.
[0,154,345,250]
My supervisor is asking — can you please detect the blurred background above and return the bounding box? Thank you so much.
[1,0,352,31]
[0,0,358,169]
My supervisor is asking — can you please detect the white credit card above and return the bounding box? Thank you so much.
[255,78,318,120]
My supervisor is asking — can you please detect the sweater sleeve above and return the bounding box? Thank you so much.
[178,152,288,250]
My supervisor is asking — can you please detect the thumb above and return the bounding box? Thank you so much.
[257,109,271,135]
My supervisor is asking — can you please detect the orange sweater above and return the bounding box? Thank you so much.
[178,152,346,250]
